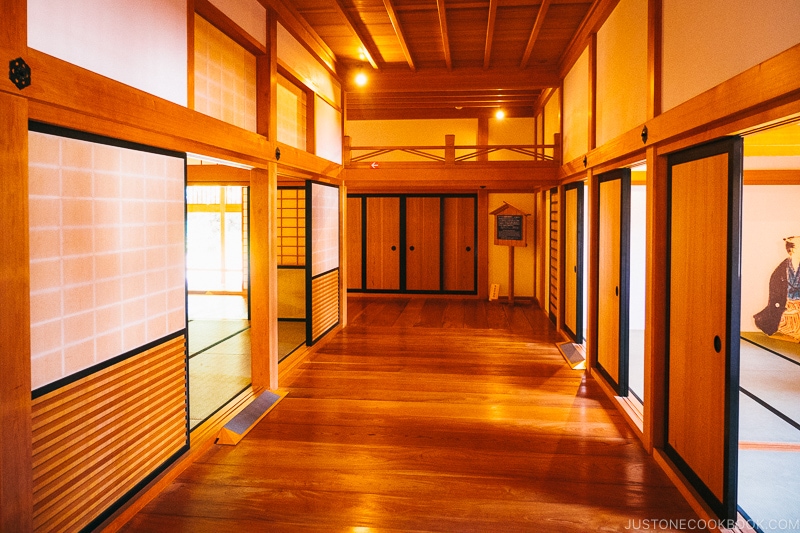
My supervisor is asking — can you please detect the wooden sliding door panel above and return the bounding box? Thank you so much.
[667,138,742,520]
[406,197,441,291]
[564,183,583,342]
[443,197,476,292]
[596,170,631,395]
[347,196,363,289]
[366,197,400,290]
[598,179,622,384]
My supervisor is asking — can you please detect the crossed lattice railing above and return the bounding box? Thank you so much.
[344,134,560,165]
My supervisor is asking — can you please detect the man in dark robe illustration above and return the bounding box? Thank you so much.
[754,236,800,340]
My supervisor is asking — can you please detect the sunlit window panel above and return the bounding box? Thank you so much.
[28,129,186,390]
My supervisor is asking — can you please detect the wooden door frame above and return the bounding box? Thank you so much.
[664,136,742,521]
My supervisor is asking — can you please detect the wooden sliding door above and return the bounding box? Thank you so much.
[443,196,476,292]
[366,197,400,290]
[596,169,630,395]
[666,137,742,521]
[406,197,441,291]
[347,196,363,289]
[563,182,584,343]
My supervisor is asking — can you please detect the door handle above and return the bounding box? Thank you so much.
[391,245,396,251]
[409,245,415,251]
[466,246,471,252]
[714,335,722,353]
[615,286,619,296]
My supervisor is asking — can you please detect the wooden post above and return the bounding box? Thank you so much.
[445,134,455,164]
[508,246,515,306]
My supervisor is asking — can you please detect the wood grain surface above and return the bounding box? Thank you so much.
[120,297,698,532]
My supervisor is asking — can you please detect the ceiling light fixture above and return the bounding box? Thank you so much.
[495,109,505,119]
[355,69,368,87]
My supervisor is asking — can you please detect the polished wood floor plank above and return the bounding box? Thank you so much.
[121,297,698,532]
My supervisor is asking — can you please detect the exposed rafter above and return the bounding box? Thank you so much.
[436,0,452,70]
[331,0,381,69]
[383,0,416,71]
[520,0,551,69]
[483,0,498,70]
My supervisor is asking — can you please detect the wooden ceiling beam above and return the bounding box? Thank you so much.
[483,0,498,70]
[520,0,551,69]
[331,0,382,68]
[344,65,559,92]
[436,0,452,70]
[383,0,417,71]
[258,0,339,75]
[558,0,620,77]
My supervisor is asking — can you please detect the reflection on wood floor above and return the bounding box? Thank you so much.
[122,297,698,532]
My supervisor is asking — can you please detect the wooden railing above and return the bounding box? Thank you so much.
[344,134,561,165]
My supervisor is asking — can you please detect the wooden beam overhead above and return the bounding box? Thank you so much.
[436,0,452,70]
[520,0,551,69]
[483,0,498,70]
[383,0,416,71]
[258,0,339,76]
[332,0,382,69]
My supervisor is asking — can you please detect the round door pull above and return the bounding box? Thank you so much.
[409,245,415,251]
[466,246,471,252]
[713,335,722,353]
[391,245,397,251]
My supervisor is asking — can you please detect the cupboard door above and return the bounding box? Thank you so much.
[596,170,630,395]
[346,196,363,289]
[443,197,476,292]
[667,137,742,521]
[366,197,400,290]
[406,197,441,291]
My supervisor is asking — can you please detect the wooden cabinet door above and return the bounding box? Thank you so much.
[667,137,742,521]
[405,197,441,291]
[366,197,400,290]
[346,196,363,289]
[443,197,476,292]
[596,170,630,395]
[564,182,584,343]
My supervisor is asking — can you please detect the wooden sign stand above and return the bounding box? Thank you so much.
[490,202,529,306]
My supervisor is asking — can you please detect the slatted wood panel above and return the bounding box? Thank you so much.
[31,335,188,533]
[549,188,558,321]
[597,178,621,386]
[366,197,400,290]
[311,270,340,342]
[442,197,475,292]
[406,197,441,291]
[346,196,363,289]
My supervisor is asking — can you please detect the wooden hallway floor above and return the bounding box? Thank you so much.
[119,297,699,532]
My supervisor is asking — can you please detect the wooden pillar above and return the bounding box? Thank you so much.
[445,134,455,165]
[340,184,348,327]
[643,145,667,453]
[477,117,489,162]
[1,1,34,529]
[477,190,490,299]
[585,168,598,371]
[250,165,279,390]
[257,9,278,141]
[508,246,515,306]
[0,92,34,533]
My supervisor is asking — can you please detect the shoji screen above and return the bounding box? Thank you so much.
[194,14,257,132]
[28,124,187,532]
[308,182,340,343]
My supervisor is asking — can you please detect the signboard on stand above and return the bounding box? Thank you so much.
[490,202,530,305]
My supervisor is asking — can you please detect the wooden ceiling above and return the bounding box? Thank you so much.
[285,0,603,120]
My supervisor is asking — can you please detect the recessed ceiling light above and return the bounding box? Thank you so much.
[495,109,505,119]
[355,71,368,87]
